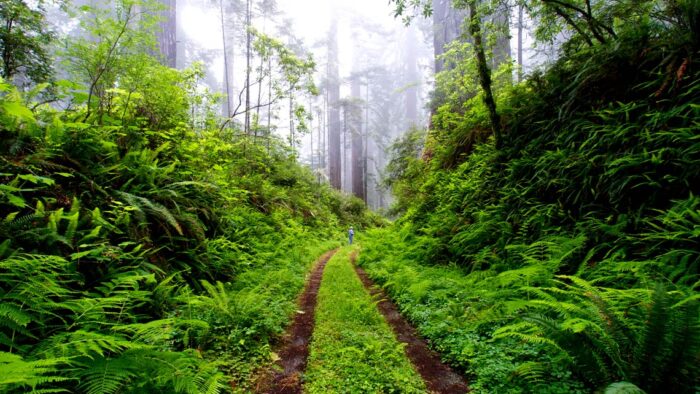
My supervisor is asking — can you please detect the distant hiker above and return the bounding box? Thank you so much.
[348,226,354,245]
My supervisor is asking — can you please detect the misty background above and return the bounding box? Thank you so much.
[45,0,547,211]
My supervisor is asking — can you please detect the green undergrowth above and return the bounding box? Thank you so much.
[0,60,376,393]
[359,230,587,394]
[372,7,700,394]
[360,224,699,393]
[305,246,426,394]
[198,238,344,392]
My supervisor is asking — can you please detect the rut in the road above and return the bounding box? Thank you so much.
[257,249,337,394]
[351,251,470,394]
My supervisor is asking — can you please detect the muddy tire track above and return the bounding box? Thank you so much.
[351,251,470,394]
[256,249,337,394]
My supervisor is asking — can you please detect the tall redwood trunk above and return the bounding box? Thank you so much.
[517,4,524,81]
[219,0,233,118]
[244,0,252,134]
[351,77,365,202]
[404,25,419,128]
[156,0,177,68]
[327,21,341,190]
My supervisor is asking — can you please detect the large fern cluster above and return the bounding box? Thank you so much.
[0,48,373,392]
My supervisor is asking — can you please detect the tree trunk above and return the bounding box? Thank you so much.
[255,14,268,137]
[309,97,313,169]
[155,0,177,68]
[517,4,524,81]
[404,25,419,128]
[363,82,369,203]
[289,92,294,147]
[322,87,327,174]
[267,56,272,148]
[351,78,365,202]
[432,0,466,73]
[491,6,512,68]
[468,1,502,148]
[342,104,347,191]
[328,21,342,190]
[219,0,233,118]
[317,108,322,181]
[2,17,15,80]
[244,0,253,134]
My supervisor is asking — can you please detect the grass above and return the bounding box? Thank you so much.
[212,236,345,391]
[304,246,426,394]
[357,229,589,394]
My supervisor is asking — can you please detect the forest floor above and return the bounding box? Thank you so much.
[256,246,469,394]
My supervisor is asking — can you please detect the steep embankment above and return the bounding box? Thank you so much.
[362,18,700,394]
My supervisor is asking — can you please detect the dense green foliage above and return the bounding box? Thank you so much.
[305,247,425,393]
[0,0,55,87]
[3,0,700,392]
[0,2,376,392]
[363,1,700,393]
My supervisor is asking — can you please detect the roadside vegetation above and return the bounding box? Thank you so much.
[363,1,700,393]
[305,247,426,393]
[2,0,699,392]
[0,2,377,392]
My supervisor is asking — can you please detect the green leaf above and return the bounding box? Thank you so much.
[1,101,35,122]
[18,174,55,186]
[6,194,26,208]
[604,382,646,394]
[4,212,19,222]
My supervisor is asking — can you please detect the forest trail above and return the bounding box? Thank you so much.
[258,249,338,393]
[260,247,469,394]
[351,251,470,394]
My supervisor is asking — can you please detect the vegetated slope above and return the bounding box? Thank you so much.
[0,67,376,392]
[361,8,700,394]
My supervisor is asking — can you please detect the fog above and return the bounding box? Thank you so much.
[172,0,434,210]
[45,0,545,212]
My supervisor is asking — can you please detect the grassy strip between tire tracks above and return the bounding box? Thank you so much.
[304,246,427,393]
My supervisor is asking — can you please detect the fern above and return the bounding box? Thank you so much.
[113,318,209,345]
[604,381,646,394]
[35,330,145,359]
[76,349,225,394]
[115,190,183,236]
[0,352,72,393]
[77,355,139,394]
[500,277,700,391]
[512,361,548,385]
[0,254,77,342]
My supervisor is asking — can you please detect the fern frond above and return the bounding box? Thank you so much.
[36,330,145,359]
[77,355,138,394]
[512,361,548,384]
[0,351,72,392]
[495,330,565,351]
[115,191,183,235]
[113,318,209,345]
[561,317,606,335]
[604,381,646,394]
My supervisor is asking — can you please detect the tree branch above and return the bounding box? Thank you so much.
[552,6,594,46]
[83,5,134,122]
[542,0,615,44]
